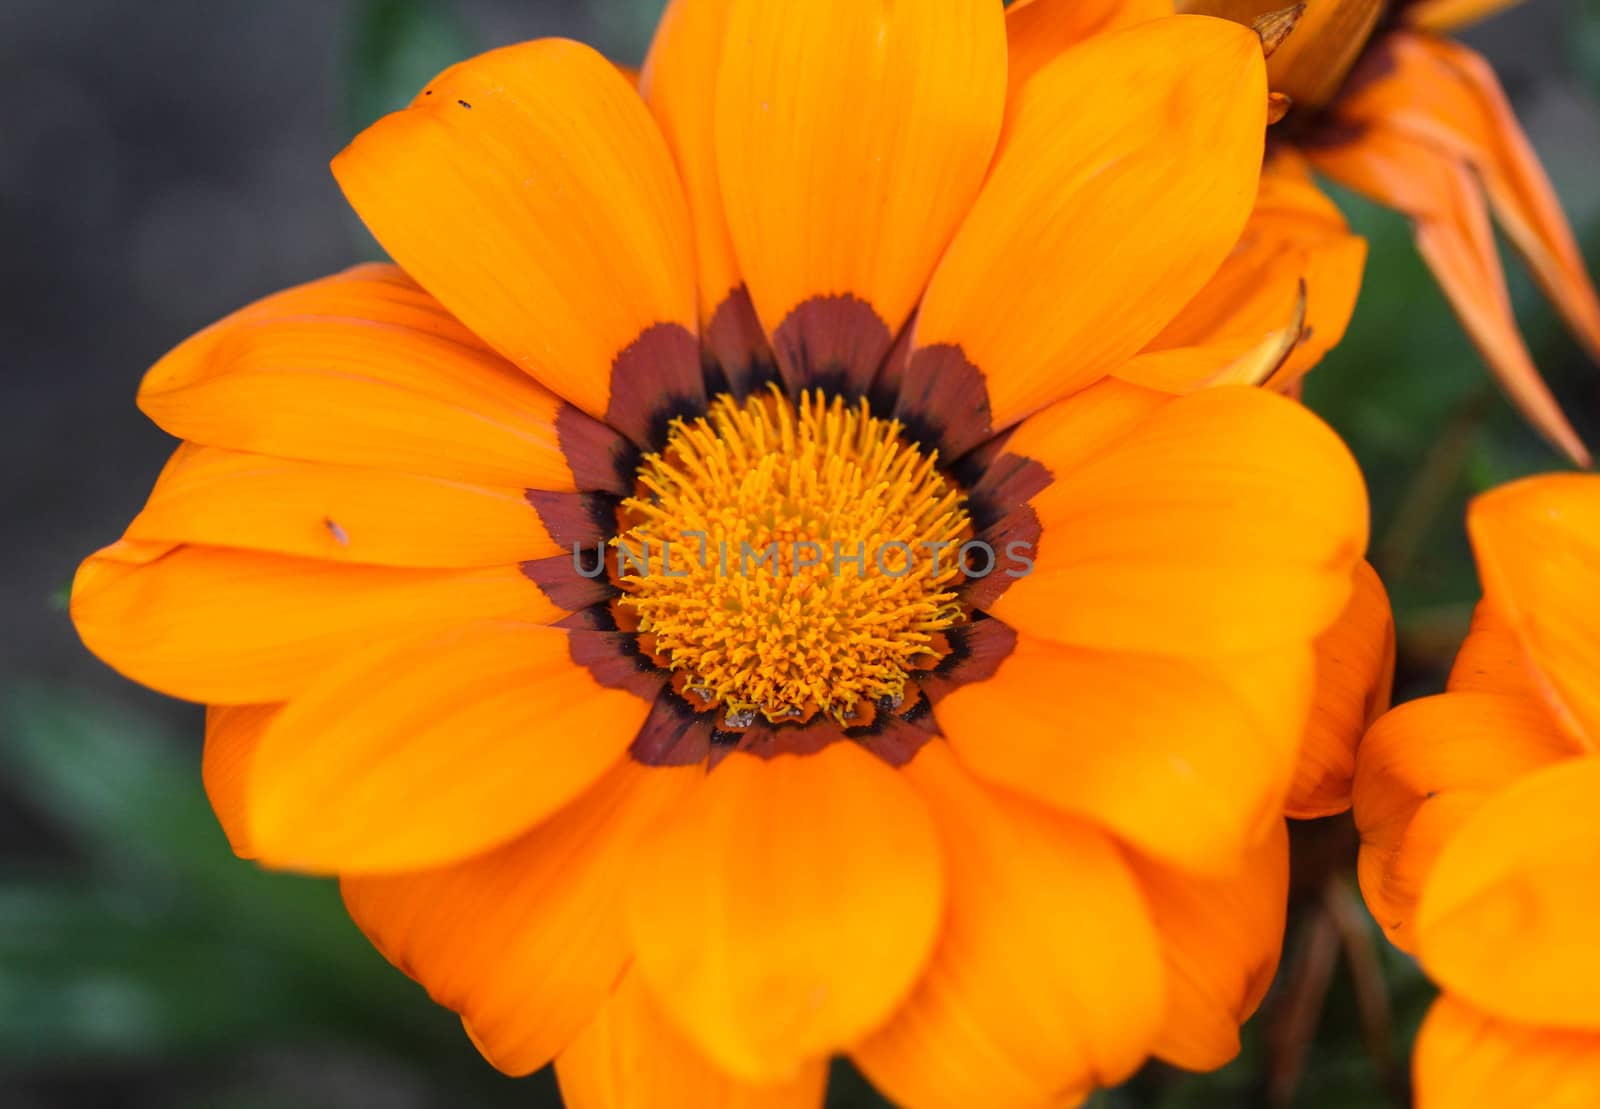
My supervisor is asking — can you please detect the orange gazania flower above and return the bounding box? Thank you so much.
[72,2,1372,1104]
[1010,0,1373,402]
[1171,0,1600,464]
[1354,474,1600,1107]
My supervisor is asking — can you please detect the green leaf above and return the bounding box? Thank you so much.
[3,686,209,867]
[0,686,468,1075]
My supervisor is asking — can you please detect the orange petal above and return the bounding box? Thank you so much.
[901,16,1265,454]
[642,0,777,387]
[556,968,828,1109]
[138,265,625,491]
[1243,0,1387,109]
[1182,0,1386,108]
[625,743,943,1081]
[203,703,280,858]
[333,40,700,437]
[1414,995,1600,1109]
[853,742,1165,1108]
[995,377,1173,480]
[935,629,1314,874]
[992,386,1368,656]
[342,761,698,1076]
[1289,559,1396,819]
[70,544,560,704]
[1469,474,1600,749]
[1417,754,1600,1029]
[1309,112,1589,464]
[246,621,653,873]
[1131,820,1289,1072]
[714,0,1006,394]
[1115,293,1307,394]
[127,443,557,568]
[1123,148,1367,393]
[1004,0,1170,101]
[641,0,742,329]
[1447,596,1549,703]
[1344,34,1600,371]
[1352,690,1577,951]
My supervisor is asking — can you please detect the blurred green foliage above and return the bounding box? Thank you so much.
[1579,0,1600,93]
[5,0,1598,1105]
[347,0,474,135]
[0,687,556,1107]
[1307,183,1598,696]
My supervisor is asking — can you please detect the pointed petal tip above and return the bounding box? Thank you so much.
[1252,4,1306,58]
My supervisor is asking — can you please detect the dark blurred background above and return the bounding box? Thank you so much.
[2,1,1598,1106]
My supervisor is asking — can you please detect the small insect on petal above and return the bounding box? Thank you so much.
[324,517,350,546]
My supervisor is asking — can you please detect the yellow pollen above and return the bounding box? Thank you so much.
[614,389,972,727]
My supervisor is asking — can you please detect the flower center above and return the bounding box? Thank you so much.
[614,390,972,728]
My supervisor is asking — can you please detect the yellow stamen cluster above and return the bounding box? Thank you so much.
[615,389,971,726]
